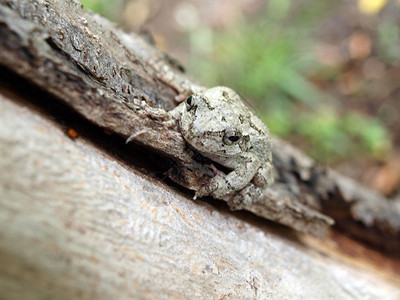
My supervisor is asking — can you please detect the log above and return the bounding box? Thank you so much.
[0,0,334,237]
[1,0,399,246]
[0,0,399,298]
[1,87,399,299]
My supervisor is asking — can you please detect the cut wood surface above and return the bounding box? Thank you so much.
[0,0,399,298]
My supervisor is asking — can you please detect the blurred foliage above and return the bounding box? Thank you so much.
[79,0,125,21]
[358,0,387,14]
[378,18,400,64]
[186,0,391,163]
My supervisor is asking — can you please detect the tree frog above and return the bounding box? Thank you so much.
[169,86,274,209]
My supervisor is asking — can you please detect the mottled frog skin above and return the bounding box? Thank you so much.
[169,86,274,209]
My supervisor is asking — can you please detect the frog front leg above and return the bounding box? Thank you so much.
[227,159,274,210]
[196,153,260,200]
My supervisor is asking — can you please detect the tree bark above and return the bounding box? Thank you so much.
[0,0,399,298]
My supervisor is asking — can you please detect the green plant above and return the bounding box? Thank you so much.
[79,0,125,21]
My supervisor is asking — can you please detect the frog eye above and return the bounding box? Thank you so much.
[185,95,195,111]
[223,129,242,145]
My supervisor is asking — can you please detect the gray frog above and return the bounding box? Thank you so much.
[169,86,274,210]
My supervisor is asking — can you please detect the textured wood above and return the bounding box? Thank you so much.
[0,0,399,247]
[1,91,399,300]
[0,0,397,246]
[0,0,335,236]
